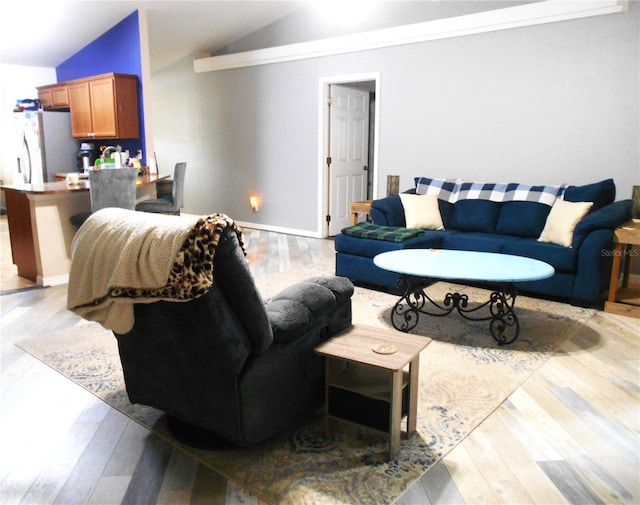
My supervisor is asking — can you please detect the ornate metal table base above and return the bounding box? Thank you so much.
[391,276,520,345]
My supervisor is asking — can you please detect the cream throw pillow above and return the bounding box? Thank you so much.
[538,199,593,247]
[399,194,444,230]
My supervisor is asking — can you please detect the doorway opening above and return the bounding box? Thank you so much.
[319,73,380,237]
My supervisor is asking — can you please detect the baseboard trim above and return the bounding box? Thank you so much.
[235,220,323,239]
[38,274,69,287]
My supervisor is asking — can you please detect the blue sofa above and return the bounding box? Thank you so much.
[335,177,631,305]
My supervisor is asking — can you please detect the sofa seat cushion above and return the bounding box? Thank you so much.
[335,231,443,258]
[502,239,577,273]
[441,232,520,253]
[342,222,423,242]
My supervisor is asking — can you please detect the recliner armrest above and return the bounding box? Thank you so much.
[266,276,354,343]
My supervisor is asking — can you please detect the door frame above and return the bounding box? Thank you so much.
[317,72,381,237]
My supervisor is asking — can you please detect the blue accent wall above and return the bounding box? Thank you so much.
[55,11,145,162]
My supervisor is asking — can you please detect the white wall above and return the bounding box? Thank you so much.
[151,2,639,235]
[0,65,56,187]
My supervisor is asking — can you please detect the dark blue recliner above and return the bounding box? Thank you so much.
[114,225,354,447]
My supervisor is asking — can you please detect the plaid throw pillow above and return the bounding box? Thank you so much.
[342,222,423,242]
[456,182,565,206]
[414,176,565,207]
[414,177,460,203]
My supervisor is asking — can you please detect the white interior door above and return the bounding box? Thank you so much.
[328,84,369,236]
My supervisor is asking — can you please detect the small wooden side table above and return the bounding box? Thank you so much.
[314,324,430,459]
[605,220,640,318]
[350,200,372,225]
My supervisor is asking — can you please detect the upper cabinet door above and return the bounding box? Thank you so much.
[37,84,69,109]
[89,77,118,138]
[68,81,94,138]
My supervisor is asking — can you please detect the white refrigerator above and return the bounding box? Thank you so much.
[13,110,78,185]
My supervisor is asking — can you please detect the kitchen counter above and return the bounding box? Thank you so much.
[4,173,165,194]
[2,173,168,286]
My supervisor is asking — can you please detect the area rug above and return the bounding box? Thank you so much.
[18,262,596,505]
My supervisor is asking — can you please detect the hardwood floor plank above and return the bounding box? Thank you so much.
[19,422,100,505]
[77,397,112,424]
[0,355,50,423]
[566,453,635,505]
[103,419,149,476]
[277,233,291,272]
[522,375,622,459]
[597,455,640,504]
[120,433,173,505]
[507,388,595,461]
[538,460,606,505]
[442,442,499,504]
[550,386,638,466]
[53,409,130,505]
[493,400,564,462]
[294,235,312,266]
[0,365,93,500]
[542,357,639,433]
[464,427,534,504]
[267,232,280,275]
[474,409,570,505]
[397,459,465,505]
[88,475,132,505]
[189,464,227,505]
[159,448,198,495]
[396,477,434,505]
[156,489,194,505]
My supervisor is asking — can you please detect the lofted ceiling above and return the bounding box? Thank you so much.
[0,1,305,73]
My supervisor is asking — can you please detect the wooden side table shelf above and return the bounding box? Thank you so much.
[314,324,430,459]
[350,200,372,225]
[605,220,640,318]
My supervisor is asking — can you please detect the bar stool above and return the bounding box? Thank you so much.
[136,162,187,215]
[70,167,138,227]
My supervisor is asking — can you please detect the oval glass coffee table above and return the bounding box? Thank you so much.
[374,249,554,345]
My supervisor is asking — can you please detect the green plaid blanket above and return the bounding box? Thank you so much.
[342,222,423,242]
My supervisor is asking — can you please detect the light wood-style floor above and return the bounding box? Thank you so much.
[1,215,638,505]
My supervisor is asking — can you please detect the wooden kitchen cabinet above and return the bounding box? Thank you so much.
[37,84,69,109]
[68,73,139,139]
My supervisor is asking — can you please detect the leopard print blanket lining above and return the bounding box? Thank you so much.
[107,213,246,302]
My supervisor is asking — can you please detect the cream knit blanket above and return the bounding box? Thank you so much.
[67,208,243,334]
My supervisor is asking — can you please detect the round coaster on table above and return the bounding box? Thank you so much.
[372,342,397,355]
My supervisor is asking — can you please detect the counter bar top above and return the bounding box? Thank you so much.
[2,173,167,195]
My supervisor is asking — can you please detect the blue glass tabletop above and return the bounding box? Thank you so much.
[374,249,554,283]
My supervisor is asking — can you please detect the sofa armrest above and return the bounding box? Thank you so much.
[266,276,354,343]
[572,199,631,249]
[370,195,406,226]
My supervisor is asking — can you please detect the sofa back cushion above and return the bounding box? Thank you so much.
[370,194,406,227]
[496,201,551,238]
[563,178,615,210]
[448,199,501,233]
